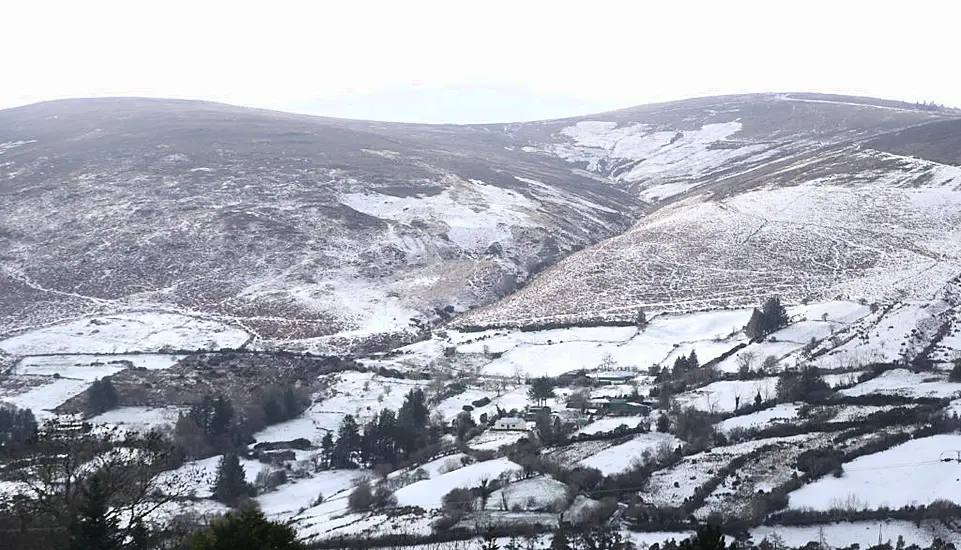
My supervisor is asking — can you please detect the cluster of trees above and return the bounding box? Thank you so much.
[317,388,439,470]
[527,376,557,406]
[175,394,245,458]
[174,387,310,459]
[745,297,790,340]
[775,365,831,403]
[671,350,700,378]
[0,404,37,444]
[87,377,119,414]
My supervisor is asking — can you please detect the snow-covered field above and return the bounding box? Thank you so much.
[253,371,430,444]
[641,435,811,507]
[0,353,187,419]
[578,432,680,475]
[676,378,779,413]
[87,406,185,432]
[752,521,953,549]
[0,377,93,419]
[461,310,753,377]
[484,475,569,511]
[467,430,530,451]
[840,370,961,399]
[576,415,651,436]
[393,457,522,509]
[0,312,250,355]
[154,454,265,499]
[717,403,800,433]
[788,434,961,510]
[258,470,366,519]
[14,354,184,376]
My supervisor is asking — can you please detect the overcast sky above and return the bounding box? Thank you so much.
[4,0,959,123]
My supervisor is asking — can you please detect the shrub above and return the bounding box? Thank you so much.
[949,359,961,383]
[347,481,374,513]
[189,506,303,550]
[441,487,475,516]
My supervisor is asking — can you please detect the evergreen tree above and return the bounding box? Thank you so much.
[636,310,649,331]
[397,388,429,458]
[680,523,728,550]
[754,391,763,407]
[745,296,790,340]
[673,355,689,378]
[551,525,572,550]
[213,453,253,506]
[68,472,123,550]
[87,378,119,414]
[454,411,477,441]
[0,405,38,444]
[190,506,303,550]
[688,350,700,370]
[189,395,234,439]
[332,415,361,469]
[319,432,334,469]
[744,309,766,340]
[761,296,789,332]
[282,387,300,420]
[656,413,671,433]
[527,377,556,406]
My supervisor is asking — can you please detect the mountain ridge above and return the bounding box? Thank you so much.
[1,92,959,354]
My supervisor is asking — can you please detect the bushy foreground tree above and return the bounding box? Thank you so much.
[189,506,303,550]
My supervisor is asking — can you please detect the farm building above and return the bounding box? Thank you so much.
[493,417,528,431]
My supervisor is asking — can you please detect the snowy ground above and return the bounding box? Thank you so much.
[87,406,185,432]
[393,457,522,509]
[15,354,184,375]
[641,435,811,507]
[467,429,531,451]
[676,378,779,413]
[0,353,186,420]
[253,371,430,445]
[578,432,681,475]
[751,521,956,548]
[258,470,366,519]
[576,415,651,436]
[465,310,753,378]
[0,377,94,419]
[0,312,250,355]
[484,475,569,511]
[717,403,800,433]
[788,434,961,510]
[840,369,961,399]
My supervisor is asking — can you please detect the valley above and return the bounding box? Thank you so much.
[1,92,961,549]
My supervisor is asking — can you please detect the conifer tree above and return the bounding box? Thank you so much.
[332,415,361,469]
[68,472,123,550]
[213,453,253,506]
[189,506,303,550]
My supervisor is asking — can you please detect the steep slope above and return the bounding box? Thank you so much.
[2,93,958,351]
[456,94,961,328]
[0,98,638,353]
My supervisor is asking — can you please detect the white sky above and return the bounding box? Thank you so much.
[3,0,960,123]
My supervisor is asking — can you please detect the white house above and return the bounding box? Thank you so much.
[493,417,528,431]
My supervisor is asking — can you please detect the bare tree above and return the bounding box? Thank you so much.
[0,421,199,547]
[736,351,758,377]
